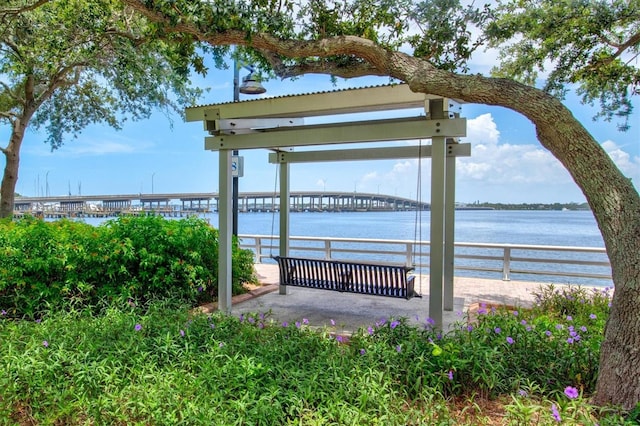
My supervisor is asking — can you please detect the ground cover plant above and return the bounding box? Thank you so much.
[0,284,634,425]
[0,215,255,318]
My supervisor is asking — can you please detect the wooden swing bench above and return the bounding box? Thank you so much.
[274,256,420,300]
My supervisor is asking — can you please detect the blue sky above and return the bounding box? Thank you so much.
[4,60,639,204]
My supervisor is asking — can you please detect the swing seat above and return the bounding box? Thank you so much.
[274,256,419,300]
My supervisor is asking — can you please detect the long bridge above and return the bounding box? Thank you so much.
[13,191,430,217]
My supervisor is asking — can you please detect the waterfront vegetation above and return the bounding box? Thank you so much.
[0,215,255,318]
[0,216,636,424]
[0,288,635,423]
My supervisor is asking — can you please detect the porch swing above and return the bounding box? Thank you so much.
[270,143,427,300]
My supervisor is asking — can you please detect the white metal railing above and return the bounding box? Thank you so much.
[238,234,612,284]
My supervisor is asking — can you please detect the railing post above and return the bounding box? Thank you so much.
[255,237,262,263]
[324,240,331,260]
[406,242,413,267]
[502,247,511,281]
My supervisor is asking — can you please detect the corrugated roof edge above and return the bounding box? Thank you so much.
[185,83,411,110]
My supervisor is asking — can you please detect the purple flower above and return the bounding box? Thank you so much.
[179,329,185,337]
[564,386,579,399]
[477,308,487,315]
[518,389,528,397]
[239,314,245,322]
[302,318,309,325]
[466,325,473,332]
[218,342,225,347]
[282,321,288,327]
[336,335,345,343]
[426,317,436,326]
[506,336,514,345]
[1,309,6,316]
[545,330,552,337]
[555,324,563,330]
[589,313,597,320]
[134,323,142,331]
[367,326,374,335]
[520,319,527,325]
[570,331,578,337]
[567,337,574,344]
[512,310,519,316]
[35,318,41,324]
[395,345,402,353]
[580,326,587,332]
[197,286,203,293]
[526,326,532,332]
[566,315,573,321]
[248,317,256,324]
[258,322,264,329]
[295,321,301,328]
[360,349,366,355]
[448,370,453,381]
[551,404,562,422]
[330,319,336,326]
[42,340,49,347]
[494,327,501,334]
[390,320,400,329]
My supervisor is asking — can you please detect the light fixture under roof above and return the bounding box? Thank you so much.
[239,73,266,95]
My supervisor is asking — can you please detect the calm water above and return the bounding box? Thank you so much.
[211,209,604,247]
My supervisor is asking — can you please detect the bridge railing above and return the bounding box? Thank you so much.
[238,234,612,285]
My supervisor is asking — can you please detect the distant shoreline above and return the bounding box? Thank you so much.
[456,202,590,211]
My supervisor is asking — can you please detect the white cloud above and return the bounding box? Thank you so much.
[466,113,500,145]
[64,140,137,156]
[458,114,571,185]
[392,160,414,174]
[362,171,378,182]
[602,140,640,181]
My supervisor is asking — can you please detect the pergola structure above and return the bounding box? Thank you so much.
[185,84,470,327]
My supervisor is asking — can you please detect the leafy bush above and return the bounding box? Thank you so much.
[0,215,255,317]
[347,284,611,402]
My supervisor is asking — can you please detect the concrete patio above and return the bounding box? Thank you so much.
[213,264,555,333]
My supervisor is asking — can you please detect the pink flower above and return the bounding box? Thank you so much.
[551,404,561,422]
[564,386,579,399]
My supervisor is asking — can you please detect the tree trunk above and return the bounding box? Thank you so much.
[0,120,27,219]
[401,64,640,409]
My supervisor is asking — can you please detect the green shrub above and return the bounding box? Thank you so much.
[0,215,255,317]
